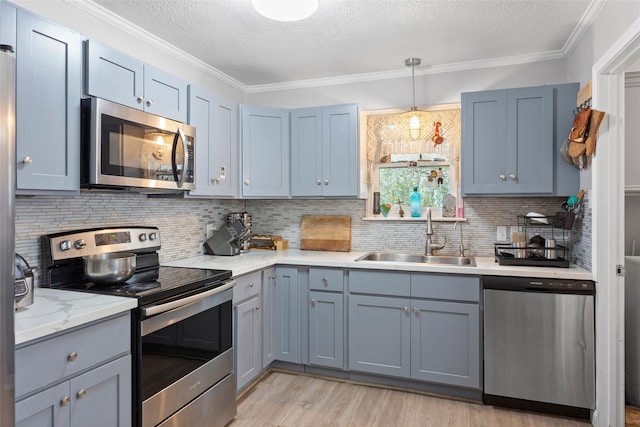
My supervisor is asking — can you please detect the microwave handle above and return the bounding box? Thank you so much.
[171,128,187,188]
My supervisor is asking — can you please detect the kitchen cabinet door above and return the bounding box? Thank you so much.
[240,105,290,197]
[308,291,344,369]
[462,85,564,196]
[69,356,131,427]
[16,10,81,193]
[291,107,323,196]
[84,39,144,110]
[410,299,480,388]
[275,267,299,363]
[290,104,359,197]
[15,382,70,427]
[348,294,411,378]
[143,64,188,123]
[321,104,359,196]
[235,296,262,391]
[187,85,238,198]
[262,267,276,368]
[85,40,188,122]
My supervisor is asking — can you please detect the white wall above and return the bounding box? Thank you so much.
[247,60,568,110]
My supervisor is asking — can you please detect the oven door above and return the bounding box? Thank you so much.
[140,280,235,427]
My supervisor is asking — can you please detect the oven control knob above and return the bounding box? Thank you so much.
[74,239,86,249]
[139,234,147,242]
[59,240,71,251]
[149,232,158,241]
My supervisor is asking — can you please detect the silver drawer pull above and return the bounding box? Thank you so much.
[22,156,32,164]
[256,305,261,310]
[412,307,419,314]
[67,352,78,362]
[60,396,70,407]
[76,389,87,400]
[401,306,408,312]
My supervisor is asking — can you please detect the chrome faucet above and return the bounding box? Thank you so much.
[453,221,470,257]
[425,207,446,255]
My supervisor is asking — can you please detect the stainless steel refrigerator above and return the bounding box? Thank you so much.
[0,43,16,426]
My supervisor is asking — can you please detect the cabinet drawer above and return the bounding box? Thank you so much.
[233,270,262,303]
[411,274,480,302]
[15,313,130,399]
[349,270,410,297]
[309,268,344,292]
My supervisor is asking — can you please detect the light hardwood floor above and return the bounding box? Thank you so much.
[230,371,589,427]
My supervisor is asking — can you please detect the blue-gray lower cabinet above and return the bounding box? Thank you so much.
[16,8,81,193]
[348,294,411,378]
[16,355,131,427]
[275,267,300,363]
[410,299,480,388]
[15,314,131,426]
[262,268,276,368]
[235,296,262,391]
[308,291,344,369]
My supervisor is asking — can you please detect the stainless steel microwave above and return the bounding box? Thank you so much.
[81,98,195,192]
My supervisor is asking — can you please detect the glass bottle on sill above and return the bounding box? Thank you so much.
[410,186,421,218]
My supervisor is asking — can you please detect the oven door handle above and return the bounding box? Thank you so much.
[142,279,235,317]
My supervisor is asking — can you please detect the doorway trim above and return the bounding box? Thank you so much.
[592,15,640,427]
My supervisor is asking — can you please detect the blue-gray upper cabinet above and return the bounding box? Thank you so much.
[187,85,238,197]
[461,83,579,196]
[291,104,359,197]
[15,9,81,193]
[85,40,188,122]
[275,267,300,363]
[240,105,290,197]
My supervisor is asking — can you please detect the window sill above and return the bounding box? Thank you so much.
[362,216,466,222]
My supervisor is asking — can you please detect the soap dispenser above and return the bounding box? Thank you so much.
[410,186,421,217]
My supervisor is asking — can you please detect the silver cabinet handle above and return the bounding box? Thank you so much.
[249,283,254,288]
[67,352,78,362]
[137,96,144,104]
[322,277,328,286]
[244,179,250,185]
[310,299,316,305]
[412,307,419,314]
[146,99,153,107]
[509,174,517,180]
[316,180,322,186]
[401,306,408,312]
[22,156,32,164]
[499,174,506,180]
[60,396,71,407]
[76,389,87,400]
[324,180,329,185]
[256,305,261,310]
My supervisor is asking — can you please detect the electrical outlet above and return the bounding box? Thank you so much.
[206,224,217,239]
[496,225,508,242]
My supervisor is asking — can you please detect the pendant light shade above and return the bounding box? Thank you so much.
[252,0,318,22]
[405,58,423,140]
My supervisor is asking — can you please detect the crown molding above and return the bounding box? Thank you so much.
[562,0,607,56]
[65,0,248,92]
[245,50,568,94]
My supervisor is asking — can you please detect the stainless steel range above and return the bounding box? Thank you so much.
[43,226,237,427]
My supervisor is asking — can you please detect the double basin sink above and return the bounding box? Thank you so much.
[356,252,476,267]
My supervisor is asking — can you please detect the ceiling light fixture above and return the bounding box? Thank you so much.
[405,57,423,140]
[252,0,318,22]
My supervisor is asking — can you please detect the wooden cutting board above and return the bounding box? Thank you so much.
[300,215,351,252]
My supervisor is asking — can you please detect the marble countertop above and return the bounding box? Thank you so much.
[163,249,593,281]
[15,288,137,346]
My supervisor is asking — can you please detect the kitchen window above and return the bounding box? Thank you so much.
[364,104,461,219]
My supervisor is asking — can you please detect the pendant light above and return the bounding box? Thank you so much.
[405,57,423,140]
[252,0,318,22]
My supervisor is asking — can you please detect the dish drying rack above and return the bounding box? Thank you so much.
[494,213,574,268]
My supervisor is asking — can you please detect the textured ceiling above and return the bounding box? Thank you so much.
[91,0,594,87]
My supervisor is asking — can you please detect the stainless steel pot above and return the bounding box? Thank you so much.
[83,252,136,284]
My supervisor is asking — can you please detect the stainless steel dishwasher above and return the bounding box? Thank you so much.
[483,275,595,420]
